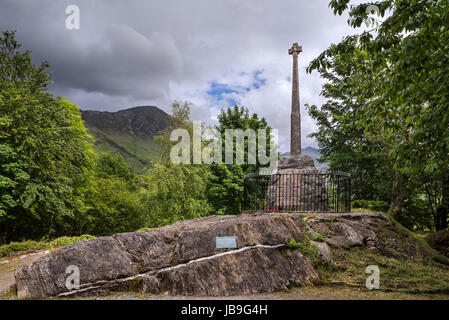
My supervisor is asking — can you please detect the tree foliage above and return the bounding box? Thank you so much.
[142,163,211,227]
[307,0,449,229]
[149,101,212,225]
[0,31,95,241]
[208,106,276,215]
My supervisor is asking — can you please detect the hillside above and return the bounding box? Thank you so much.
[81,106,327,173]
[80,106,169,172]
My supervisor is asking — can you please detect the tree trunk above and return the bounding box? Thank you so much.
[388,171,408,220]
[435,170,449,230]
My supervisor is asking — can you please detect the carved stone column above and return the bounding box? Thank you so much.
[288,43,302,155]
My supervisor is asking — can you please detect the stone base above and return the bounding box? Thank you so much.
[276,154,319,174]
[267,154,329,211]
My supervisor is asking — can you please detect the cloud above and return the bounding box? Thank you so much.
[0,0,359,151]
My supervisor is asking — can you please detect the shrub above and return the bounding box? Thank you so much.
[49,235,95,248]
[0,240,46,257]
[352,199,389,212]
[285,237,322,267]
[0,235,96,258]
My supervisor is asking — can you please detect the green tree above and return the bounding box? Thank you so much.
[308,1,449,229]
[208,106,277,215]
[306,45,394,202]
[72,153,145,236]
[0,31,95,241]
[96,153,135,181]
[148,101,212,225]
[141,163,211,227]
[155,100,194,164]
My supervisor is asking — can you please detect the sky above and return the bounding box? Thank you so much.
[0,0,365,153]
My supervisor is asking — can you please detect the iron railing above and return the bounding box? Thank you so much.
[243,172,351,213]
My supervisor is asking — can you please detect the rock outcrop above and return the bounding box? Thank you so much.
[14,212,435,299]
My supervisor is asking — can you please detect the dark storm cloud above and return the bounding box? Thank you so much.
[0,0,361,150]
[0,0,182,101]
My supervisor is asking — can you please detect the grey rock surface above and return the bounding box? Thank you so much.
[15,237,138,299]
[14,212,433,298]
[277,154,316,173]
[311,241,335,266]
[142,247,319,296]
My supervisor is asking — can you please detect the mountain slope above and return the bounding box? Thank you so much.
[81,106,169,172]
[81,106,327,173]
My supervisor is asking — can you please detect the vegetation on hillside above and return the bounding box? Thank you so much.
[0,235,95,258]
[83,124,162,173]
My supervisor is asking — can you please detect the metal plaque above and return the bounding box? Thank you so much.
[215,236,237,249]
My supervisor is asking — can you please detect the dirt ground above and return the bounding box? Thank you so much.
[69,286,449,300]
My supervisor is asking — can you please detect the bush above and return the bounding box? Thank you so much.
[142,164,211,227]
[396,197,434,231]
[285,238,322,267]
[0,240,45,257]
[49,235,95,248]
[0,235,96,258]
[352,199,389,212]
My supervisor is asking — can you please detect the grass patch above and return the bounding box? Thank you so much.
[351,200,389,212]
[388,218,449,265]
[322,246,449,291]
[313,232,327,242]
[137,227,156,232]
[285,238,323,268]
[0,235,95,258]
[0,287,16,300]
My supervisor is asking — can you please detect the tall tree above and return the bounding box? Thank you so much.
[308,1,449,229]
[208,106,277,215]
[149,101,212,224]
[0,31,95,241]
[306,45,394,202]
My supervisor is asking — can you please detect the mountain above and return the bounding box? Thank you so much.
[81,106,169,172]
[81,106,328,173]
[281,147,329,171]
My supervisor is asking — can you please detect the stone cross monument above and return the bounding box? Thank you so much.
[288,43,302,155]
[274,43,319,175]
[266,42,329,211]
